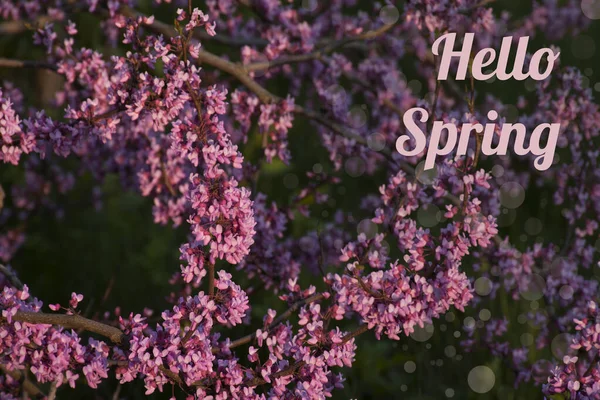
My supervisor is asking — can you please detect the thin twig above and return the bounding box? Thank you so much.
[111,384,122,400]
[0,264,24,290]
[0,58,58,72]
[207,263,215,297]
[0,17,52,34]
[47,381,58,400]
[217,293,325,353]
[341,324,369,343]
[460,0,496,13]
[244,23,394,72]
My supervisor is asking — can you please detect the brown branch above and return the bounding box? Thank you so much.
[321,23,395,53]
[0,58,58,72]
[47,381,58,400]
[207,263,215,297]
[0,17,52,35]
[111,384,122,400]
[293,105,390,154]
[581,350,600,378]
[244,53,319,72]
[0,20,29,34]
[160,160,177,196]
[341,324,369,343]
[91,107,122,123]
[5,312,126,345]
[198,30,267,47]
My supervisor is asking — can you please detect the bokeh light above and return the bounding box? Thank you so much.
[479,309,491,321]
[519,274,546,301]
[491,164,504,178]
[301,0,318,12]
[417,204,442,228]
[445,345,457,358]
[357,219,378,239]
[367,133,387,151]
[468,366,496,394]
[416,161,438,185]
[474,277,493,296]
[345,157,366,177]
[581,0,600,19]
[499,182,526,209]
[551,333,575,359]
[379,5,400,24]
[411,324,435,342]
[524,218,543,235]
[348,106,368,129]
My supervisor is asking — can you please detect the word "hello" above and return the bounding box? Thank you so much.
[433,32,560,81]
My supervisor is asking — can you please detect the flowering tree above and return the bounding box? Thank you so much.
[0,0,599,399]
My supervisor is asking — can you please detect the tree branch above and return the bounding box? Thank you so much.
[207,263,215,297]
[0,58,57,72]
[341,324,369,343]
[119,6,400,161]
[4,312,126,345]
[461,0,496,13]
[0,17,52,35]
[243,22,394,72]
[0,264,24,290]
[47,381,58,400]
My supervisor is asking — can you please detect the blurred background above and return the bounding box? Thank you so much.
[1,0,600,399]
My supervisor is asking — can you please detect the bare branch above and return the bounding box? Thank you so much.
[0,17,52,35]
[207,263,215,297]
[47,381,58,400]
[0,58,58,72]
[5,312,126,344]
[341,324,369,343]
[0,21,28,34]
[111,384,122,400]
